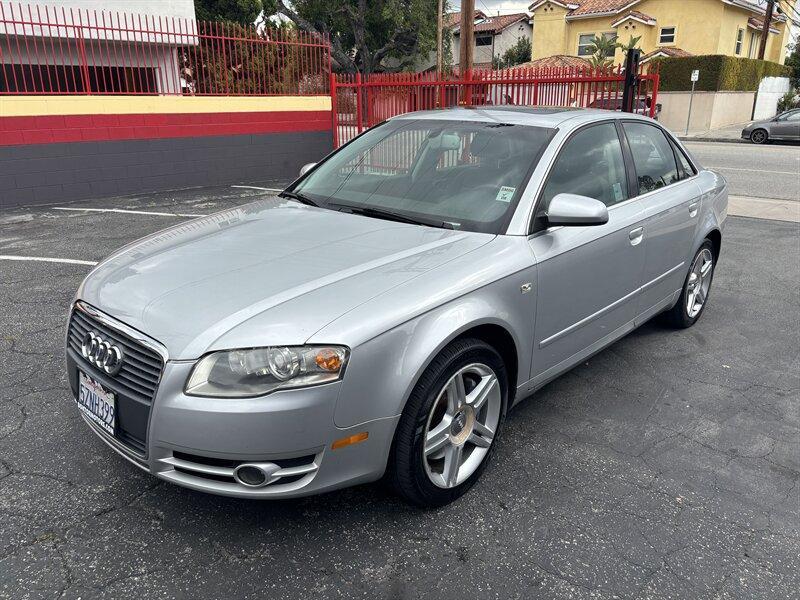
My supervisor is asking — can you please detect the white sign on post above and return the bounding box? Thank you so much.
[691,69,700,82]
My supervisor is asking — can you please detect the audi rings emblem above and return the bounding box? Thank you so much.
[81,331,124,375]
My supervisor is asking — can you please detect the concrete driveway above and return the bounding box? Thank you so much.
[1,187,798,599]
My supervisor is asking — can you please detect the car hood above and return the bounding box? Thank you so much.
[79,197,493,359]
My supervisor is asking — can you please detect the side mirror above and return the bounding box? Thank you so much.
[546,193,609,227]
[299,162,317,176]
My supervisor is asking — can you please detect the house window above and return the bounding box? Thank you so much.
[734,28,744,55]
[659,26,676,44]
[475,35,493,47]
[577,34,595,56]
[577,32,616,57]
[748,31,761,58]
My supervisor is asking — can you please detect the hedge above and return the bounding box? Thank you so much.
[651,55,792,92]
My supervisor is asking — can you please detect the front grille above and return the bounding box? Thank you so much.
[67,305,165,454]
[68,309,163,404]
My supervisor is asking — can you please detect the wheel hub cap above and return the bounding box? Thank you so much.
[449,407,474,445]
[422,363,502,489]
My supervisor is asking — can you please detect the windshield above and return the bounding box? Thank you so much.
[290,119,555,234]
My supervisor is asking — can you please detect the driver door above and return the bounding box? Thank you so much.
[528,122,647,387]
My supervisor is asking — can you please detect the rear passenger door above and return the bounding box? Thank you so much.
[622,121,701,322]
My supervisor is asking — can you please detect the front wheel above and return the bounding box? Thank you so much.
[750,129,768,144]
[388,338,508,507]
[662,240,716,328]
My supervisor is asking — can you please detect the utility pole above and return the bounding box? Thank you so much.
[459,0,475,75]
[437,0,444,76]
[757,0,775,60]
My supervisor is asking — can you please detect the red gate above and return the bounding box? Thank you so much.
[331,65,659,147]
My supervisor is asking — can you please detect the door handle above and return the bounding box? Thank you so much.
[629,227,644,246]
[688,201,699,217]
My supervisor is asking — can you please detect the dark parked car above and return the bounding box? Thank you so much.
[742,108,800,144]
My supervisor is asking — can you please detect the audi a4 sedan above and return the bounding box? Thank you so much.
[67,107,727,507]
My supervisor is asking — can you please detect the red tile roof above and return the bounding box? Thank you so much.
[567,0,638,17]
[444,10,487,29]
[472,13,531,34]
[641,46,693,61]
[747,16,780,34]
[516,54,591,69]
[611,10,656,26]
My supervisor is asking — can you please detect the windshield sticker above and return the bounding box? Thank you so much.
[613,182,623,203]
[495,186,516,203]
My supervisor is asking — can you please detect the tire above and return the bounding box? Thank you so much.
[662,240,716,329]
[750,129,769,144]
[387,338,508,508]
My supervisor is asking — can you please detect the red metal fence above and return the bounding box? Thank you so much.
[0,2,330,95]
[332,66,660,147]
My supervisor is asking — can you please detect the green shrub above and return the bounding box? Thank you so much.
[651,55,792,92]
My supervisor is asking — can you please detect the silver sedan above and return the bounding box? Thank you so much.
[66,108,727,507]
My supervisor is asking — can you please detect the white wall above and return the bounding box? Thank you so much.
[753,76,791,120]
[0,0,197,41]
[453,20,532,67]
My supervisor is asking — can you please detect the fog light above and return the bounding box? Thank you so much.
[233,463,281,487]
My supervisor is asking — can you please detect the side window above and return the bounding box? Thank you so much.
[623,122,681,194]
[669,139,696,180]
[785,111,800,122]
[541,123,628,208]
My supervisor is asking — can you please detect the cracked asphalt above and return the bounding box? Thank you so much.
[1,186,799,600]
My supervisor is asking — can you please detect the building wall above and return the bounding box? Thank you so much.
[532,3,570,60]
[0,96,333,209]
[531,0,791,64]
[657,90,755,133]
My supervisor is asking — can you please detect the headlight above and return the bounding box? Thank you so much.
[185,346,349,398]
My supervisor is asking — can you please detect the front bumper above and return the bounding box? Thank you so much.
[67,343,399,499]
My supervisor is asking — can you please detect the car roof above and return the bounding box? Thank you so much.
[391,106,653,129]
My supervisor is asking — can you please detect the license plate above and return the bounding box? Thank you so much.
[77,372,115,436]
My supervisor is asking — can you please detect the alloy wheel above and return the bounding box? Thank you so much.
[422,363,502,489]
[751,130,767,144]
[686,248,714,319]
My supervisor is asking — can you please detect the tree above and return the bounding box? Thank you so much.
[492,37,532,69]
[785,41,800,89]
[619,35,641,53]
[262,0,444,74]
[194,0,264,24]
[586,34,618,69]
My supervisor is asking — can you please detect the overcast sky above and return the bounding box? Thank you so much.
[453,0,532,15]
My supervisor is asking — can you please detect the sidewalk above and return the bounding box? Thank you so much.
[676,122,749,144]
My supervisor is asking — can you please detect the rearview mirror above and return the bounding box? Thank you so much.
[546,193,609,227]
[299,162,317,176]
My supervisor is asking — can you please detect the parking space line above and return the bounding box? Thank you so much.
[53,207,206,218]
[231,185,283,192]
[0,255,98,266]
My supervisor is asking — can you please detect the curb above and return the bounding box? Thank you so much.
[677,137,746,144]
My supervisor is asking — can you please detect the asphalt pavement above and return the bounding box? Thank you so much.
[1,185,799,599]
[684,141,799,203]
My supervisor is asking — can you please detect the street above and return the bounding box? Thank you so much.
[684,142,800,202]
[1,161,799,598]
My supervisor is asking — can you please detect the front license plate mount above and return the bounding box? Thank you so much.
[77,372,116,436]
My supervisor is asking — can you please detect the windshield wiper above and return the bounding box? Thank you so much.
[329,202,455,230]
[279,190,319,207]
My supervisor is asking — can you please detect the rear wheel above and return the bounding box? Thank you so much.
[388,338,508,507]
[662,240,716,328]
[750,129,768,144]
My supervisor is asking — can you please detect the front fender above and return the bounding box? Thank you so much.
[330,270,536,429]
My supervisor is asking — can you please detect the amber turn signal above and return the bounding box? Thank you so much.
[315,348,343,371]
[331,431,368,450]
